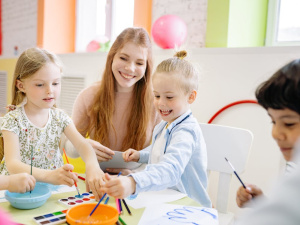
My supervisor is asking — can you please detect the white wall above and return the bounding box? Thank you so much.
[58,46,300,216]
[1,0,37,57]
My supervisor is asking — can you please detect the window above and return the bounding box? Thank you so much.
[76,0,134,52]
[266,0,300,46]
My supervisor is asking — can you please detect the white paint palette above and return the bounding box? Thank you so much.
[58,192,95,207]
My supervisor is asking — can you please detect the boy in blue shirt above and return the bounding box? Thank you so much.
[101,50,211,207]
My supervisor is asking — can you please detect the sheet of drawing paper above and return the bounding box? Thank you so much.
[125,189,187,209]
[138,204,219,225]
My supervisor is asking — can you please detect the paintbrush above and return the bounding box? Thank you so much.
[88,172,122,219]
[225,157,246,188]
[30,145,33,196]
[62,148,81,197]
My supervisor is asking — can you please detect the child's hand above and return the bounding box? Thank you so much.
[7,173,36,193]
[105,168,132,175]
[236,183,263,207]
[123,148,140,162]
[48,164,78,186]
[100,173,136,199]
[87,139,115,162]
[85,165,106,201]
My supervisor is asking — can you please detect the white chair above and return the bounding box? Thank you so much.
[199,123,253,225]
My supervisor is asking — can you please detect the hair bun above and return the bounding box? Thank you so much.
[174,50,187,59]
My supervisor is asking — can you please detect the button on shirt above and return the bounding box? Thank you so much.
[131,110,212,207]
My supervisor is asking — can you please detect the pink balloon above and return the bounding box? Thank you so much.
[152,15,187,49]
[86,40,101,52]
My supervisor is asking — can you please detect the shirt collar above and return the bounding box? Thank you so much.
[165,109,192,133]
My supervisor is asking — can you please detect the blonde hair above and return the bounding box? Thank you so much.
[153,50,199,94]
[11,47,62,106]
[81,27,154,151]
[0,47,62,161]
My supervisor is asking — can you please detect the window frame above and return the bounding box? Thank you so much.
[265,0,300,46]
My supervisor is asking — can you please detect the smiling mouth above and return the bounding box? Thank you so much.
[120,72,134,79]
[160,109,172,116]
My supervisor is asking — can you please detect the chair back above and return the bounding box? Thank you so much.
[199,123,253,213]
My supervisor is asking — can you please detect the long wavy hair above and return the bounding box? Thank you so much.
[82,27,153,151]
[0,47,62,161]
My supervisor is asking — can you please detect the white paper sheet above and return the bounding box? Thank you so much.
[0,183,75,203]
[125,189,187,209]
[99,151,142,171]
[138,204,219,225]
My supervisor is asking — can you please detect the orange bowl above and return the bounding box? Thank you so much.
[66,203,118,225]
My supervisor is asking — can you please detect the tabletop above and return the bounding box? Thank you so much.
[0,176,201,225]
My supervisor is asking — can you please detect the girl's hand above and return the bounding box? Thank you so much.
[105,168,132,175]
[123,149,140,162]
[87,139,115,162]
[47,164,78,186]
[236,183,263,207]
[100,173,136,199]
[85,165,106,201]
[6,173,36,193]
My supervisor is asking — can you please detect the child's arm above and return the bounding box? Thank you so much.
[3,130,78,186]
[0,174,36,193]
[102,129,196,198]
[236,184,263,207]
[63,122,105,201]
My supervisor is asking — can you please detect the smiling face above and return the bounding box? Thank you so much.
[112,42,148,92]
[268,108,300,161]
[16,62,62,110]
[153,72,196,124]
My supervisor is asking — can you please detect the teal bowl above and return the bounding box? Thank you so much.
[5,182,51,209]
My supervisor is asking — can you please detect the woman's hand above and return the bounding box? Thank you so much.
[87,139,115,162]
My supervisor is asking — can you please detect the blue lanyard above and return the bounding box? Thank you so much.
[163,112,192,154]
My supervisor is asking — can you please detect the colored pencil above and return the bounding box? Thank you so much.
[122,199,132,215]
[119,199,123,214]
[118,216,127,225]
[225,157,246,188]
[62,148,81,196]
[116,198,120,214]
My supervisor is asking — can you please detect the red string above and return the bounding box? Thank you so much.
[208,100,258,124]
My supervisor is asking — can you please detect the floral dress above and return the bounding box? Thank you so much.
[0,106,72,175]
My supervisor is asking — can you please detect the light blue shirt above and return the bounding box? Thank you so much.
[130,110,212,207]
